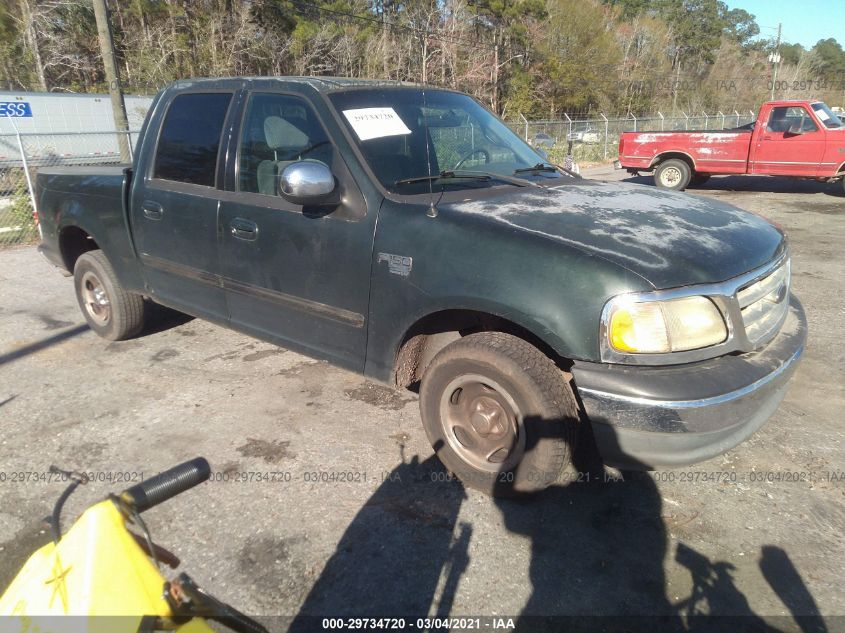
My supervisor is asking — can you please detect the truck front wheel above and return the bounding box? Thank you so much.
[73,250,145,341]
[654,159,691,191]
[419,332,579,496]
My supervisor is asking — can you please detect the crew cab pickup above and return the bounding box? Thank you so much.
[617,100,845,192]
[36,78,807,495]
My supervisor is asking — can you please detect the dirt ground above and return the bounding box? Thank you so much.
[0,167,843,632]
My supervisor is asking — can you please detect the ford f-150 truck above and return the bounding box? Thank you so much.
[36,78,807,495]
[616,100,845,192]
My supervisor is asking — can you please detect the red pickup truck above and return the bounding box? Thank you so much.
[616,100,845,193]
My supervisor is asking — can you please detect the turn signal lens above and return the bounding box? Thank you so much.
[607,296,727,354]
[609,301,670,353]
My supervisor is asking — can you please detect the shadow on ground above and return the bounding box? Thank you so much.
[286,419,830,633]
[622,174,844,198]
[141,301,195,336]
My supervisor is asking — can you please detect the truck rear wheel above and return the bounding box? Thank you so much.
[419,332,579,496]
[74,250,145,341]
[655,159,691,191]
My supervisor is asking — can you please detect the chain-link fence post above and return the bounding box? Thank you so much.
[658,111,664,131]
[564,113,572,141]
[7,115,42,241]
[519,113,529,142]
[15,133,40,240]
[600,113,609,160]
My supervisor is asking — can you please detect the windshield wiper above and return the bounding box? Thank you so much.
[394,171,490,186]
[394,170,536,188]
[514,163,558,174]
[514,162,581,179]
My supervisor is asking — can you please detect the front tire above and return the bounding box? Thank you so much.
[654,159,692,191]
[419,332,579,496]
[74,250,145,340]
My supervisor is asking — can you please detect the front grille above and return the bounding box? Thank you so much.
[737,258,790,347]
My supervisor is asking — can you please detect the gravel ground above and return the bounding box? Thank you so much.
[0,167,843,632]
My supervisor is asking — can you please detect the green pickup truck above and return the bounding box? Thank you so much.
[35,78,806,495]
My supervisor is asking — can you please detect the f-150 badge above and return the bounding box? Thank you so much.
[378,253,413,277]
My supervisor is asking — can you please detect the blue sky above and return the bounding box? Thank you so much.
[724,0,841,48]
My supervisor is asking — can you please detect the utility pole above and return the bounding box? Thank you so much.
[92,0,131,162]
[492,40,500,114]
[769,23,782,101]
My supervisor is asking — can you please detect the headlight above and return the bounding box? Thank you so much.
[607,295,727,354]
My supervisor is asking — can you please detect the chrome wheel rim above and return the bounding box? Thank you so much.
[660,166,682,187]
[80,271,110,325]
[439,374,524,473]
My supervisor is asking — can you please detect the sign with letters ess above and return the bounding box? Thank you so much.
[0,102,33,117]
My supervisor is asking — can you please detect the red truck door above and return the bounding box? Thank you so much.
[750,104,826,176]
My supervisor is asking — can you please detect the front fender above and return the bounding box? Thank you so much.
[364,198,652,382]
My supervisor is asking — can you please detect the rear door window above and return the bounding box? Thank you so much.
[153,93,233,187]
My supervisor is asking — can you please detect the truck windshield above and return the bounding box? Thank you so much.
[328,88,561,194]
[812,103,843,129]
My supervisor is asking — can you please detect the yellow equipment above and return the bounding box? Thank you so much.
[0,459,266,633]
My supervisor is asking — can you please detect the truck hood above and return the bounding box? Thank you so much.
[444,179,785,289]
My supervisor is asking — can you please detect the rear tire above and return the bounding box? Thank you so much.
[74,250,145,341]
[654,159,692,191]
[419,332,579,496]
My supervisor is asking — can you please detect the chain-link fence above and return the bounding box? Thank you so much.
[506,111,758,165]
[0,130,139,247]
[1,110,759,248]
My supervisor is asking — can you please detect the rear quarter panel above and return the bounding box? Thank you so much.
[619,131,752,174]
[36,167,145,292]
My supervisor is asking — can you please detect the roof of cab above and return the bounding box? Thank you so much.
[168,76,423,93]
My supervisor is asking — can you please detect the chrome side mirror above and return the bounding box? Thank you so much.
[278,160,337,206]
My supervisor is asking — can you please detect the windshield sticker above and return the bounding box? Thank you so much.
[343,107,412,141]
[816,108,830,121]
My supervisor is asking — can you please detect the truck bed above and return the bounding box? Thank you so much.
[619,129,753,174]
[36,165,133,277]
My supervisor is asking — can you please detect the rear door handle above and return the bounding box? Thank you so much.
[142,201,163,220]
[230,218,258,241]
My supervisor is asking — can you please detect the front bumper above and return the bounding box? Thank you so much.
[571,295,807,469]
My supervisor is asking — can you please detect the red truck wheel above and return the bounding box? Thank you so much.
[654,159,691,191]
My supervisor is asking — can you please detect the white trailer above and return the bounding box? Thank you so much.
[0,91,153,167]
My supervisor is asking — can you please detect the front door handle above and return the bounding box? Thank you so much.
[142,201,164,220]
[230,218,258,241]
